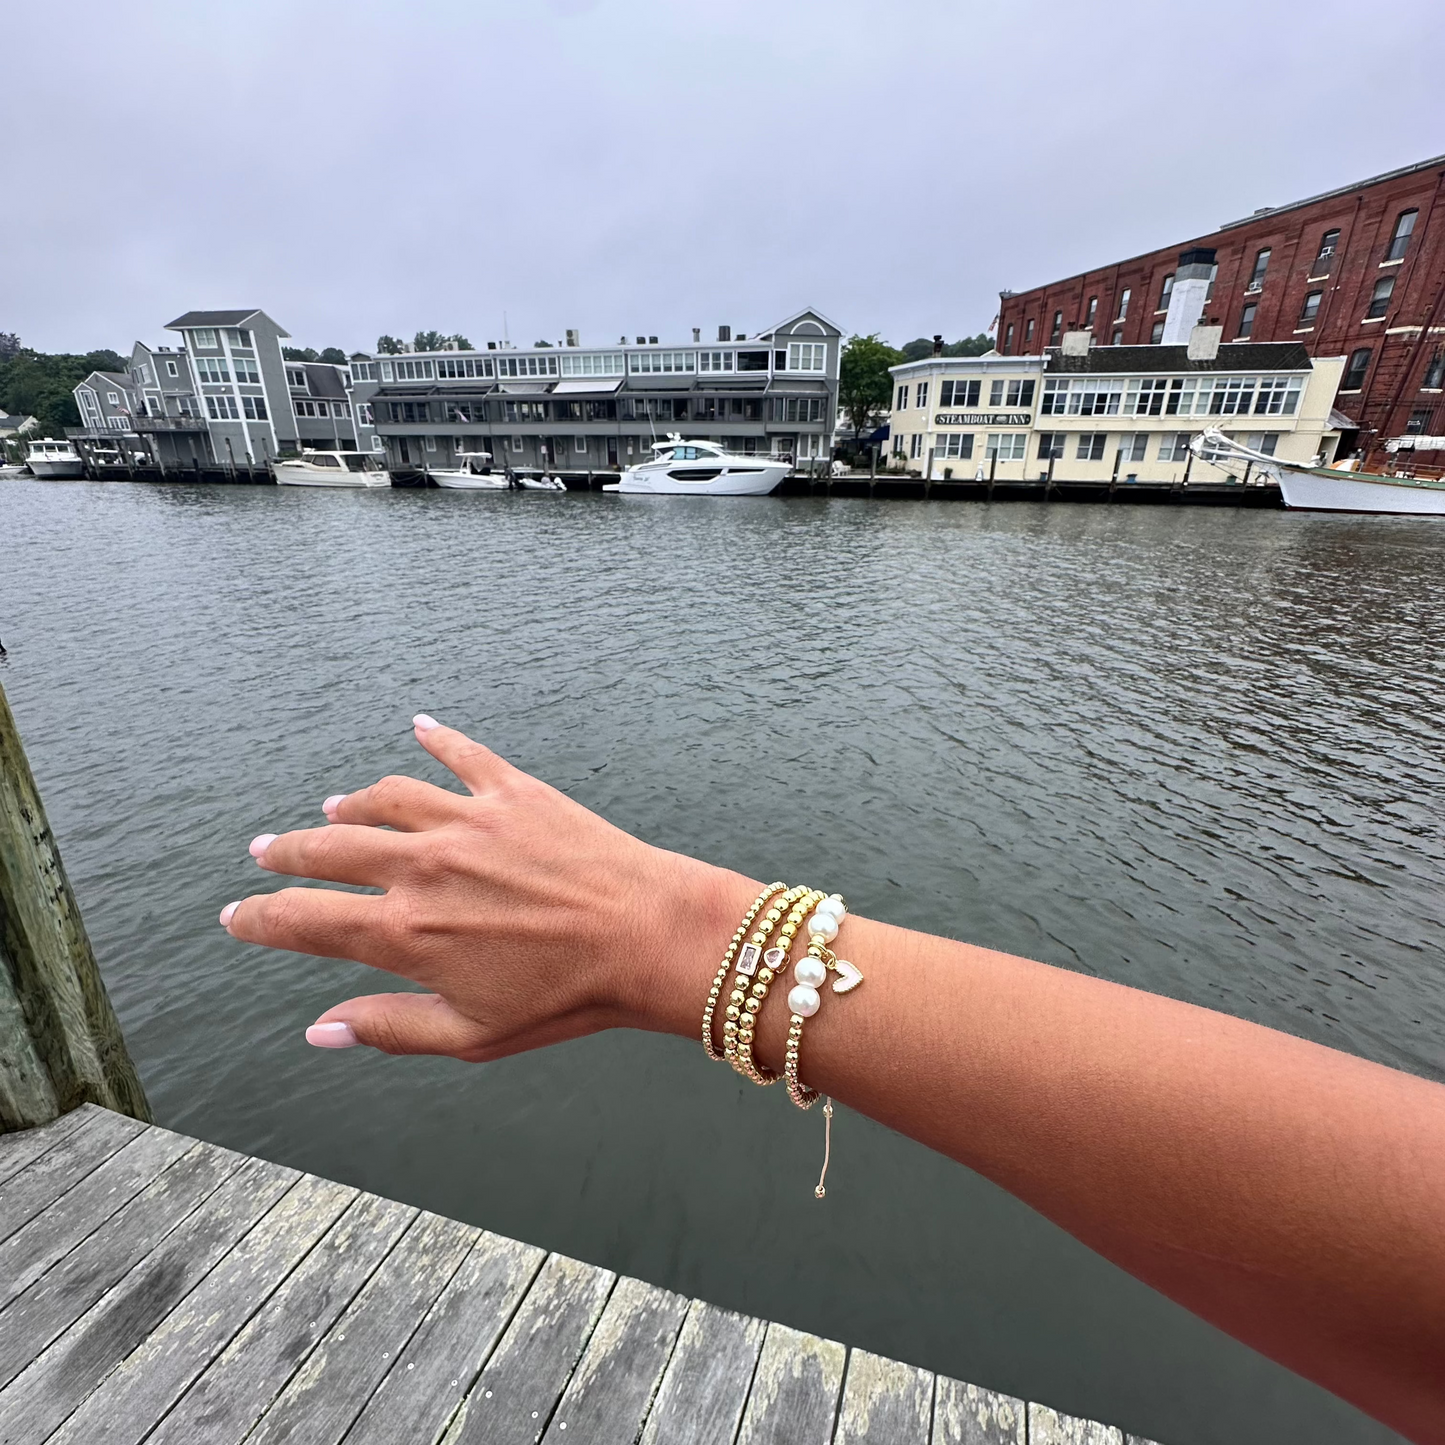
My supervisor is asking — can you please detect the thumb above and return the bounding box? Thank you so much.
[305,993,490,1060]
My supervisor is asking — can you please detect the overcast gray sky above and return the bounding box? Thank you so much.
[8,0,1443,356]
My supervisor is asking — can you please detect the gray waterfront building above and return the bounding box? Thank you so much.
[367,309,842,474]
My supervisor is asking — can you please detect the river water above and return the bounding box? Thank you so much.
[4,479,1440,1445]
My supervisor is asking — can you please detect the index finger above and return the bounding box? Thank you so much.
[412,715,515,796]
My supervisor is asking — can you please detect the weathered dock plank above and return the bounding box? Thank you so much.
[639,1300,767,1445]
[932,1375,1027,1445]
[836,1348,934,1444]
[0,1111,1168,1445]
[0,1140,241,1390]
[0,1154,296,1442]
[49,1173,357,1445]
[444,1252,615,1445]
[735,1321,848,1445]
[246,1209,476,1445]
[146,1191,416,1445]
[344,1231,545,1445]
[540,1274,690,1443]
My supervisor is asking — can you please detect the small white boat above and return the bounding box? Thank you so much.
[273,450,391,488]
[605,436,790,496]
[1192,428,1445,516]
[514,468,567,492]
[25,438,85,479]
[432,452,509,491]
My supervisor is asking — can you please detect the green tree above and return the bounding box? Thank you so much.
[413,330,447,353]
[533,339,552,348]
[376,335,405,354]
[838,334,903,440]
[282,346,318,362]
[0,333,21,361]
[318,347,347,364]
[899,333,995,362]
[449,333,473,350]
[0,347,125,438]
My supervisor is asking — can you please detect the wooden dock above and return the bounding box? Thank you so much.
[0,1105,1160,1445]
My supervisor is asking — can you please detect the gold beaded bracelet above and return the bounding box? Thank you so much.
[730,889,823,1086]
[701,881,785,1063]
[719,884,811,1078]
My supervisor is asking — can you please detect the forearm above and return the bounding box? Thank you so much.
[640,869,1445,1443]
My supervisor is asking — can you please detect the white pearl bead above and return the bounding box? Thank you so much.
[815,897,846,922]
[794,957,827,988]
[788,984,820,1017]
[807,912,838,942]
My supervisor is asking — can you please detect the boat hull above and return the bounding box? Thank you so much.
[27,459,85,479]
[433,473,509,490]
[274,463,390,488]
[1278,467,1445,516]
[616,461,788,496]
[516,478,566,491]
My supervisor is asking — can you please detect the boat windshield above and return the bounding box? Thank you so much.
[342,454,382,472]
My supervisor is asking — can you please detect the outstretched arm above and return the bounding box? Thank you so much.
[223,719,1445,1445]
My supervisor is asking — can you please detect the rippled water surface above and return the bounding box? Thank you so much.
[4,479,1441,1445]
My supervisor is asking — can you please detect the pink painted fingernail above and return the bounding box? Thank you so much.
[219,901,240,927]
[413,714,440,731]
[306,1022,359,1049]
[322,794,346,818]
[249,833,278,859]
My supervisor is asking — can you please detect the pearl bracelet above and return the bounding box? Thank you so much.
[701,881,785,1063]
[730,889,823,1086]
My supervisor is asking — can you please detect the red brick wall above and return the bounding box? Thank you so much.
[997,158,1445,444]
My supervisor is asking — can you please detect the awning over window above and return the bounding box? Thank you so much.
[552,378,624,394]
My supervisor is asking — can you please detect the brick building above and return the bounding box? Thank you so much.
[996,154,1445,453]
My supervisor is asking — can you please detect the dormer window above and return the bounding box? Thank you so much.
[191,328,218,350]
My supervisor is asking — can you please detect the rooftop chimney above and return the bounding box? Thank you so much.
[931,334,944,357]
[1161,247,1216,345]
[718,325,731,342]
[1186,323,1223,362]
[1060,330,1092,357]
[692,327,701,343]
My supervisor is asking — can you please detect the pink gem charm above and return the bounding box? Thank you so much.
[736,943,761,977]
[763,947,786,969]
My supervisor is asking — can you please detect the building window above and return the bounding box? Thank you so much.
[940,379,980,407]
[1050,310,1063,343]
[1385,209,1418,262]
[1423,349,1445,389]
[286,367,307,387]
[915,382,929,410]
[1246,248,1271,291]
[165,359,179,377]
[233,357,260,384]
[775,397,825,423]
[1150,320,1165,344]
[205,394,239,420]
[225,328,252,348]
[787,342,825,371]
[1298,291,1322,326]
[573,434,588,453]
[106,390,119,404]
[935,433,974,458]
[1252,376,1303,416]
[191,328,218,349]
[988,378,1035,408]
[1116,288,1131,321]
[242,396,267,420]
[1160,433,1192,462]
[357,403,374,425]
[1076,434,1107,461]
[1405,407,1433,434]
[1311,229,1340,277]
[1004,323,1015,353]
[1123,433,1149,462]
[436,357,493,379]
[351,362,376,381]
[1341,348,1372,391]
[697,351,734,373]
[1037,432,1066,460]
[196,356,230,383]
[424,435,437,452]
[628,351,696,374]
[1024,318,1035,345]
[1111,329,1124,346]
[1237,303,1257,339]
[909,434,922,459]
[1158,273,1174,312]
[985,433,1028,461]
[1366,275,1395,319]
[895,384,908,411]
[1085,297,1098,328]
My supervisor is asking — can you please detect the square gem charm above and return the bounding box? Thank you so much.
[736,943,761,977]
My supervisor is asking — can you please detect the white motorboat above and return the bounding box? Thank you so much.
[432,452,509,491]
[605,436,790,496]
[513,468,567,492]
[273,450,391,488]
[25,438,85,479]
[1192,429,1445,516]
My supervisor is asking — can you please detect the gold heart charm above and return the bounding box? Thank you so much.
[831,959,863,993]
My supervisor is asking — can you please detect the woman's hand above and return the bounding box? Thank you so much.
[220,716,754,1059]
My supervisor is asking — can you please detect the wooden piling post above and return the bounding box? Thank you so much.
[0,682,150,1131]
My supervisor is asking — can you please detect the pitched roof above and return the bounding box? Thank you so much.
[1047,342,1314,374]
[300,362,349,400]
[165,309,289,337]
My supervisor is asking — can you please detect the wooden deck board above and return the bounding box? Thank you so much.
[0,1110,1167,1445]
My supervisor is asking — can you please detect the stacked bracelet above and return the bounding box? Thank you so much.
[720,884,811,1076]
[731,889,823,1086]
[701,881,785,1063]
[784,893,860,1111]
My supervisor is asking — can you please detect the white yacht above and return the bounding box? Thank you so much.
[273,450,391,488]
[25,438,85,479]
[431,452,509,491]
[606,436,790,496]
[1192,429,1445,516]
